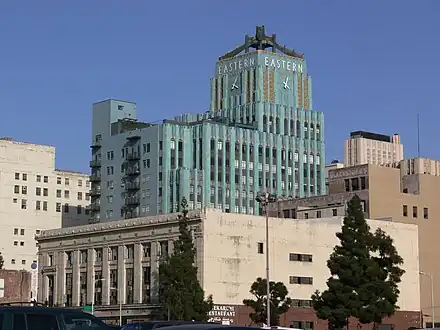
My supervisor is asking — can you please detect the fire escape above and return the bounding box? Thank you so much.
[89,136,102,223]
[123,134,141,219]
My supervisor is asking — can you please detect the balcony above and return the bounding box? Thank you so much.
[90,140,102,149]
[90,187,102,196]
[88,215,101,224]
[89,159,101,168]
[124,210,140,219]
[91,202,101,211]
[125,182,140,191]
[125,166,140,176]
[90,174,101,182]
[126,152,141,161]
[125,196,140,206]
[126,133,141,141]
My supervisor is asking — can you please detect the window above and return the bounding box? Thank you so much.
[43,188,48,196]
[77,192,83,200]
[257,242,264,254]
[14,228,18,235]
[77,205,82,214]
[14,185,19,194]
[332,208,337,216]
[56,203,61,212]
[36,187,41,196]
[13,313,26,330]
[22,173,27,181]
[64,190,70,198]
[56,189,61,198]
[36,201,41,210]
[289,253,313,262]
[78,179,83,187]
[20,241,24,246]
[21,186,27,194]
[289,276,313,285]
[20,229,24,235]
[63,313,105,329]
[11,259,15,264]
[36,175,41,182]
[403,205,408,217]
[43,201,48,211]
[21,260,25,265]
[424,207,429,219]
[43,175,48,183]
[64,203,69,213]
[14,241,18,246]
[413,206,418,218]
[21,199,27,209]
[57,177,62,184]
[26,314,60,330]
[65,178,70,185]
[14,173,20,180]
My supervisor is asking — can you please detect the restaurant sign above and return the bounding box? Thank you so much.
[207,305,236,325]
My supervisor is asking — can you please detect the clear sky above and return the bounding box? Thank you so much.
[0,1,438,173]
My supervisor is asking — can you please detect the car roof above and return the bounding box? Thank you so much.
[0,306,90,314]
[155,325,256,330]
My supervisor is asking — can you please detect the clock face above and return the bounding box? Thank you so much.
[280,74,291,104]
[230,74,240,93]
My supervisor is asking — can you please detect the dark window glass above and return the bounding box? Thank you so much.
[13,314,26,330]
[27,314,59,330]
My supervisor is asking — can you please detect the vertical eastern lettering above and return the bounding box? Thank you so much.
[297,63,303,73]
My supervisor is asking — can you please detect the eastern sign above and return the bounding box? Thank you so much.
[217,55,304,75]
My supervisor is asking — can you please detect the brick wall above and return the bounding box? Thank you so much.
[0,269,31,303]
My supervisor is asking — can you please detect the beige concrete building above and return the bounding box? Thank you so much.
[344,131,403,166]
[269,157,440,327]
[36,209,420,323]
[0,138,90,274]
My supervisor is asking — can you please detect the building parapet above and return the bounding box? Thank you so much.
[37,210,204,240]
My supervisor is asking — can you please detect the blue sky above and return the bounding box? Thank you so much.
[0,1,438,173]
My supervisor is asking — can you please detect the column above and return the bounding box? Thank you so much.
[117,245,126,304]
[37,253,46,303]
[133,243,142,303]
[86,248,95,304]
[72,250,80,306]
[56,251,66,306]
[102,247,110,305]
[150,241,159,303]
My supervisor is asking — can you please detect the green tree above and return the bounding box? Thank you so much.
[0,253,4,269]
[311,195,404,330]
[356,228,405,328]
[158,197,213,321]
[243,277,292,326]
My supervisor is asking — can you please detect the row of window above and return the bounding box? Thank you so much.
[11,258,36,265]
[13,185,90,200]
[13,199,89,214]
[14,173,89,187]
[13,228,40,236]
[403,205,428,219]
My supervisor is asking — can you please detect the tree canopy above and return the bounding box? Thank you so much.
[243,277,292,326]
[158,197,213,321]
[311,195,404,330]
[0,253,3,269]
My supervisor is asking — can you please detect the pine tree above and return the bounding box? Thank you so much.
[312,195,404,329]
[0,253,4,269]
[243,277,292,326]
[158,197,213,321]
[312,195,374,330]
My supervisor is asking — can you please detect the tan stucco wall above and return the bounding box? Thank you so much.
[367,165,440,322]
[202,209,420,312]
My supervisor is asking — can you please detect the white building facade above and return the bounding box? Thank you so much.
[36,209,420,315]
[0,138,90,277]
[344,131,403,167]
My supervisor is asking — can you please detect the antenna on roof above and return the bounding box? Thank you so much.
[417,114,420,158]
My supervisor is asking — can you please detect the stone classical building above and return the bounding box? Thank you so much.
[37,209,421,328]
[268,158,440,327]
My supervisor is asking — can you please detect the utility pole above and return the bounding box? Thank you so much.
[256,192,278,327]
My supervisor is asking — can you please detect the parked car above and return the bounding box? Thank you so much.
[0,302,113,329]
[121,321,211,330]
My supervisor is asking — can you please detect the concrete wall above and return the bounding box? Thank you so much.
[202,209,420,312]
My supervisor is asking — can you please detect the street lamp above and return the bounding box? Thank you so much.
[110,287,122,326]
[420,271,435,328]
[92,278,106,316]
[255,192,278,327]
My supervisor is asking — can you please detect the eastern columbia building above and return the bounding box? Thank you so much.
[89,26,325,222]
